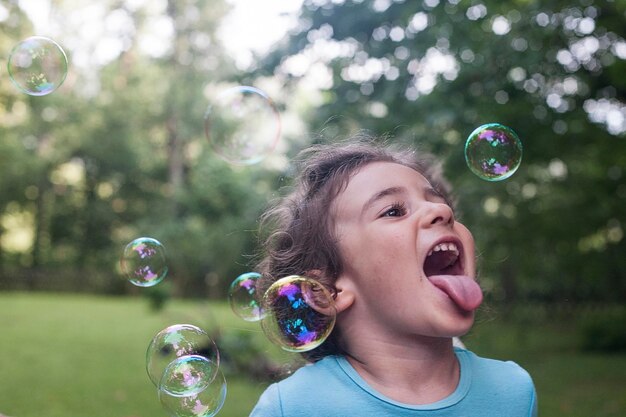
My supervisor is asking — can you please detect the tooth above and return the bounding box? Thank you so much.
[429,242,462,256]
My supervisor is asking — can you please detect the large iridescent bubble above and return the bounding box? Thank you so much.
[261,276,336,352]
[228,272,265,322]
[8,36,68,96]
[146,324,220,389]
[464,123,523,181]
[204,86,281,165]
[120,237,168,287]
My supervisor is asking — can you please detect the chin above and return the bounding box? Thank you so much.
[440,312,475,338]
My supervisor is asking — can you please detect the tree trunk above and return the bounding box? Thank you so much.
[166,0,184,219]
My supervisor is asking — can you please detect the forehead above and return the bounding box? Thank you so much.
[332,161,431,211]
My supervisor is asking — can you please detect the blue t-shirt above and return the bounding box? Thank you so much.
[250,348,537,417]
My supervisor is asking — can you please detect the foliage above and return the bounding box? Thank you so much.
[0,0,276,297]
[213,327,295,382]
[0,0,624,305]
[258,0,626,304]
[143,280,173,312]
[580,306,626,352]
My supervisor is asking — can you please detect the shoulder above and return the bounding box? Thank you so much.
[459,348,534,387]
[249,382,281,417]
[457,348,538,416]
[249,356,349,417]
[273,355,350,398]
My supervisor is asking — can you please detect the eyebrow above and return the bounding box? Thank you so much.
[361,186,407,215]
[361,185,447,215]
[425,186,446,201]
[425,186,453,208]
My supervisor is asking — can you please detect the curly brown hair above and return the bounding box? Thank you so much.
[255,136,453,362]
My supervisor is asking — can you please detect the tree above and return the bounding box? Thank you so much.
[257,0,626,303]
[0,0,275,297]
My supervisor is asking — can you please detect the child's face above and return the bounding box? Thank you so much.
[332,162,482,340]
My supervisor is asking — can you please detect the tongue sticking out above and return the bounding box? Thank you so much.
[427,275,483,311]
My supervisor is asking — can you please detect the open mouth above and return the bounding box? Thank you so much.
[423,241,464,278]
[422,239,483,312]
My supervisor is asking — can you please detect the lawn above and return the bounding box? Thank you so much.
[0,292,276,417]
[0,292,624,417]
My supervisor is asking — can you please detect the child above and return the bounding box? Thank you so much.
[250,137,537,417]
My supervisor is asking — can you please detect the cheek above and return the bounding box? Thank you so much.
[458,225,474,251]
[338,232,396,279]
[365,234,411,280]
[337,224,415,289]
[455,223,476,269]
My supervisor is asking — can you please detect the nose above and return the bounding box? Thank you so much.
[420,201,454,228]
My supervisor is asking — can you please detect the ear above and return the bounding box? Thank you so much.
[333,274,356,314]
[305,269,355,314]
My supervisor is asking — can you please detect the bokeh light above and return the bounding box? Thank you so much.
[204,86,281,165]
[261,275,336,352]
[146,324,220,389]
[120,237,168,287]
[159,367,227,417]
[464,123,523,181]
[7,36,68,96]
[228,272,265,322]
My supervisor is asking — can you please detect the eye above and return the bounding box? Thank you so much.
[381,202,407,217]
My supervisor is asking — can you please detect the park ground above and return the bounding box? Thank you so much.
[0,292,625,417]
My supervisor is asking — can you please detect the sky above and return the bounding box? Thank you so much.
[17,0,303,69]
[218,0,304,68]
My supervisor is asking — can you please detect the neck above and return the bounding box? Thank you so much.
[342,333,460,405]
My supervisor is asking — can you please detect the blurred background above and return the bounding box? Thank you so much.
[0,0,624,416]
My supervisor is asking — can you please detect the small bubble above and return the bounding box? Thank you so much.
[465,123,523,181]
[146,324,220,389]
[8,36,68,96]
[159,355,216,397]
[120,237,168,287]
[159,367,227,417]
[228,272,265,322]
[204,86,281,165]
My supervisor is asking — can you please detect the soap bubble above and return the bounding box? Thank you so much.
[464,123,523,181]
[261,276,336,352]
[146,324,219,389]
[228,272,265,322]
[159,355,216,397]
[159,368,227,417]
[7,36,68,96]
[120,237,168,287]
[204,86,281,165]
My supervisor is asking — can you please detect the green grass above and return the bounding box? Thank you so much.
[0,292,277,417]
[0,293,625,417]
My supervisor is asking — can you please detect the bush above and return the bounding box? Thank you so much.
[580,307,626,352]
[215,328,291,381]
[143,281,172,312]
